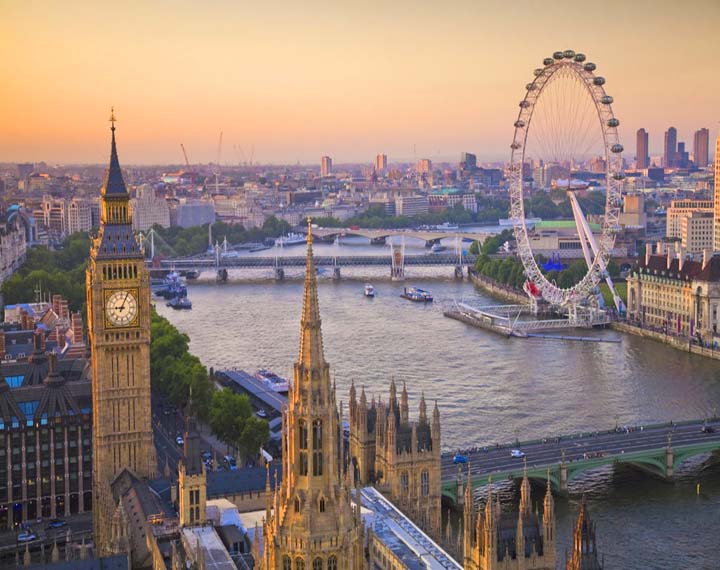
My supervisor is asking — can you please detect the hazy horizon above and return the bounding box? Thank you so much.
[2,0,718,165]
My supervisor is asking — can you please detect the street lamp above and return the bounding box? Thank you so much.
[614,414,619,431]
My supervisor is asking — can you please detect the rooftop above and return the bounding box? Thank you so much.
[182,526,236,570]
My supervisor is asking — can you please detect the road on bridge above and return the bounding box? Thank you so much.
[441,418,720,488]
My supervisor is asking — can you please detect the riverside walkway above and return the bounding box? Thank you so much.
[440,418,720,503]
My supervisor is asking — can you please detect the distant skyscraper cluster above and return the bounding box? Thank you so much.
[635,126,711,170]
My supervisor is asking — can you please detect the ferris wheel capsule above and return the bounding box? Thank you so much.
[553,51,564,60]
[514,120,526,128]
[574,53,586,62]
[543,57,554,66]
[607,118,620,127]
[601,95,613,105]
[613,172,626,180]
[511,142,522,150]
[527,83,538,91]
[611,144,624,153]
[533,69,543,77]
[593,77,606,86]
[519,100,531,108]
[584,62,596,72]
[563,50,575,59]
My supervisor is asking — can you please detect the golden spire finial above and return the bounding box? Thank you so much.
[109,107,117,131]
[306,216,313,246]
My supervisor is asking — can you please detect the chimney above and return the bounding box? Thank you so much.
[71,312,84,345]
[645,243,652,266]
[678,247,685,272]
[656,240,665,255]
[52,294,61,316]
[666,249,672,270]
[703,248,712,270]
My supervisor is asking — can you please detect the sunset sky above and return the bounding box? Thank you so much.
[1,0,718,165]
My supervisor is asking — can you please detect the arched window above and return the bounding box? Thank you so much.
[312,419,323,476]
[400,471,409,494]
[299,420,308,476]
[313,558,323,570]
[294,498,300,513]
[327,556,337,570]
[296,558,305,570]
[421,470,429,497]
[319,498,326,513]
[283,556,292,570]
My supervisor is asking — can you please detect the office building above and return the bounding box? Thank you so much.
[666,199,713,239]
[130,191,171,231]
[67,198,93,234]
[680,211,713,253]
[460,152,477,171]
[636,128,649,170]
[664,127,677,168]
[417,158,432,174]
[394,195,429,217]
[714,138,720,251]
[375,153,388,173]
[694,128,710,168]
[321,155,333,177]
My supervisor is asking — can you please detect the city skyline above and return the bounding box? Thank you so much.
[1,0,719,165]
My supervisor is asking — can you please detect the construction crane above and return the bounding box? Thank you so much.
[180,143,195,186]
[249,145,255,167]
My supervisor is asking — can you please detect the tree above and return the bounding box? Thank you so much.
[208,388,268,461]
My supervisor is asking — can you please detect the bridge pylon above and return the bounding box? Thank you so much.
[390,237,405,281]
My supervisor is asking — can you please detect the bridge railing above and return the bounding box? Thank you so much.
[440,417,713,458]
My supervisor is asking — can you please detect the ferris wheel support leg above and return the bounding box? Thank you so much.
[567,192,624,313]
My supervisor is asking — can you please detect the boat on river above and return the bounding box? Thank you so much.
[364,284,376,297]
[275,233,307,247]
[255,369,289,394]
[167,296,192,310]
[401,287,433,302]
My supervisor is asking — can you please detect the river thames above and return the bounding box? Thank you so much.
[157,240,720,569]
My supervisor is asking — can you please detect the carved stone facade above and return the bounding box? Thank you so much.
[349,379,441,537]
[463,468,556,570]
[87,116,156,556]
[257,222,365,570]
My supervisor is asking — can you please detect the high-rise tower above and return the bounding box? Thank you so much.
[636,128,649,170]
[714,137,720,252]
[258,219,365,570]
[87,110,155,555]
[664,127,677,168]
[694,128,710,168]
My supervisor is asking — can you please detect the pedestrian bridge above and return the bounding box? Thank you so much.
[440,418,720,503]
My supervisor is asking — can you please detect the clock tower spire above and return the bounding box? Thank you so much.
[87,111,155,556]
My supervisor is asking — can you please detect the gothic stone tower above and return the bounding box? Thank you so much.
[87,112,155,555]
[258,220,365,570]
[178,409,207,527]
[463,468,556,570]
[566,496,603,570]
[349,380,441,537]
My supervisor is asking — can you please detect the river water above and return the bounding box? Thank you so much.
[157,239,720,569]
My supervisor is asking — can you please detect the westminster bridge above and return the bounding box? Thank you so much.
[441,417,720,504]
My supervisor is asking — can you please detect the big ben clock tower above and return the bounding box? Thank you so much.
[87,110,155,555]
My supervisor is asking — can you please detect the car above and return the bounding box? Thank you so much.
[701,425,716,434]
[453,454,468,464]
[176,436,184,446]
[256,409,267,418]
[46,518,67,529]
[510,449,525,458]
[17,531,38,543]
[201,451,212,461]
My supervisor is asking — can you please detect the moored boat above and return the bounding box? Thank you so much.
[167,296,192,310]
[255,369,289,394]
[400,287,433,302]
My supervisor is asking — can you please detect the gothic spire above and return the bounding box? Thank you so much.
[297,218,325,369]
[102,107,128,197]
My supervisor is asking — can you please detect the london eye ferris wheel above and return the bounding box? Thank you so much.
[507,50,625,312]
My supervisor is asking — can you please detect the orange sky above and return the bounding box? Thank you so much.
[1,0,718,165]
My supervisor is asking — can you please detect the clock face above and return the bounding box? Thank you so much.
[105,290,139,327]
